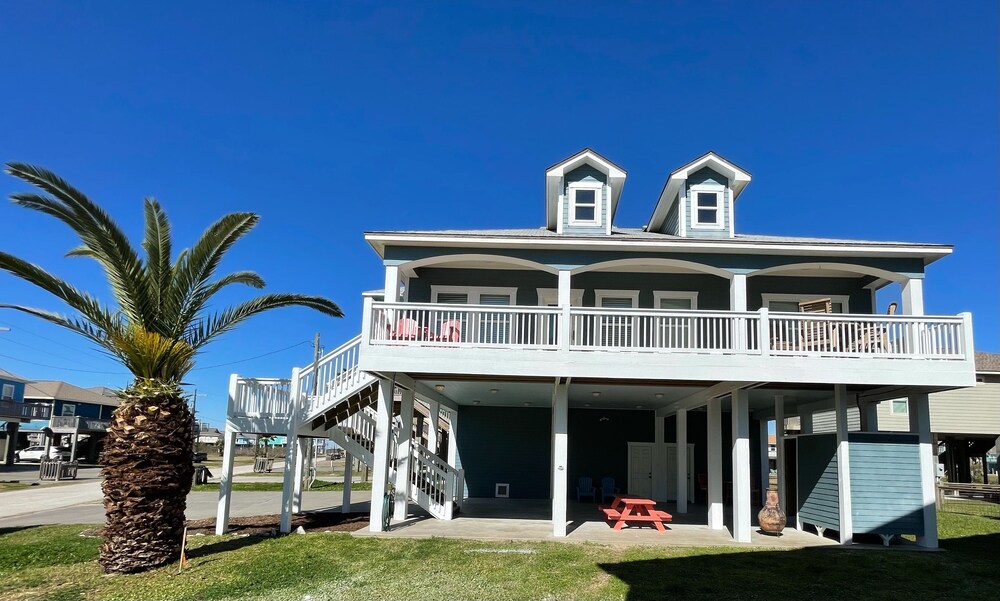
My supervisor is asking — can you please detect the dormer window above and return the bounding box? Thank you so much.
[690,182,725,229]
[569,183,602,226]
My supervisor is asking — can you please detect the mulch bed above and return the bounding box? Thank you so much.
[184,511,370,535]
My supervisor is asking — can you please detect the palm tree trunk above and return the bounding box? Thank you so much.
[100,380,193,573]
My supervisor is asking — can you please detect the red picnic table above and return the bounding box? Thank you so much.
[601,495,672,532]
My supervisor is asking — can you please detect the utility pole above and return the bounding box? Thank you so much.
[311,332,321,395]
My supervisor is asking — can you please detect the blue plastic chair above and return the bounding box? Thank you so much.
[599,477,620,504]
[576,476,596,502]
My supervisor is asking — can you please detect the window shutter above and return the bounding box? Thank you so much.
[659,298,693,310]
[436,292,469,304]
[600,297,634,309]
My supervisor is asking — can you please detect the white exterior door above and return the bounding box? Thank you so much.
[628,443,653,498]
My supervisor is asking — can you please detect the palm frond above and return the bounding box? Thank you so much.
[141,198,172,327]
[0,304,117,350]
[4,163,155,330]
[188,293,342,349]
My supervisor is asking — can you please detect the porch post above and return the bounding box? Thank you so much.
[800,411,813,435]
[908,392,938,548]
[551,380,569,537]
[427,399,441,456]
[774,396,786,510]
[393,388,414,520]
[384,264,400,302]
[70,431,79,463]
[215,425,238,534]
[342,451,353,513]
[729,273,747,311]
[676,409,688,513]
[292,436,308,513]
[279,367,301,534]
[731,390,751,543]
[447,409,464,501]
[758,418,769,506]
[834,384,853,545]
[369,375,396,532]
[558,270,572,351]
[859,399,879,432]
[707,397,724,529]
[901,278,925,356]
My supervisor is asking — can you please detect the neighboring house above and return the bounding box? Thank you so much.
[219,149,976,548]
[0,368,51,465]
[788,352,1000,482]
[23,380,120,462]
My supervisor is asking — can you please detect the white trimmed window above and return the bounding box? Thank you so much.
[653,291,699,311]
[594,290,639,348]
[762,294,850,314]
[430,286,517,345]
[1,384,14,400]
[568,183,602,226]
[690,183,724,228]
[61,403,76,417]
[890,399,909,415]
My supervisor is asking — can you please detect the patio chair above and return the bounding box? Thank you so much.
[576,476,596,502]
[599,477,620,504]
[849,302,898,353]
[796,297,838,352]
[438,319,462,343]
[391,317,422,340]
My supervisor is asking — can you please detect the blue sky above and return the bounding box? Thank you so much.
[0,2,996,427]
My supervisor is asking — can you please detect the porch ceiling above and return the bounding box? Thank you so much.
[416,377,840,414]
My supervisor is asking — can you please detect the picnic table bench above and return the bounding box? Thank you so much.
[601,495,672,532]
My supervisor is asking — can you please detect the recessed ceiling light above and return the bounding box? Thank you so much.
[635,404,643,409]
[472,400,481,405]
[435,384,446,391]
[654,393,664,399]
[490,388,499,394]
[592,391,601,397]
[523,402,531,406]
[584,403,591,408]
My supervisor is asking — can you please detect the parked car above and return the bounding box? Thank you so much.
[14,446,72,462]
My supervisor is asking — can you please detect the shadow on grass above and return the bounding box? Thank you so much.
[599,530,1000,601]
[186,534,271,564]
[0,526,34,536]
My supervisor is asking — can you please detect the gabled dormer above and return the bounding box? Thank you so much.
[545,148,627,235]
[647,152,751,238]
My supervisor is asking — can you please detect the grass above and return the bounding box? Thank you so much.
[190,480,372,492]
[0,482,39,492]
[0,512,996,601]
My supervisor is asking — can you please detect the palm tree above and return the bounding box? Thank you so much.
[0,163,342,573]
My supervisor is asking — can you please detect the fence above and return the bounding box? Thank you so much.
[936,483,1000,518]
[38,460,79,481]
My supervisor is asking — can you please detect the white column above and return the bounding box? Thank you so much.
[427,400,441,456]
[558,270,572,351]
[393,389,414,520]
[654,415,664,444]
[676,409,688,513]
[834,384,853,545]
[280,367,301,534]
[731,390,751,543]
[758,418,769,506]
[800,411,813,435]
[292,436,307,513]
[341,451,353,514]
[707,397,724,530]
[447,409,464,501]
[369,376,395,532]
[551,381,569,537]
[69,432,79,463]
[383,264,400,302]
[774,396,786,511]
[215,426,238,534]
[909,393,938,548]
[901,278,924,316]
[730,273,747,311]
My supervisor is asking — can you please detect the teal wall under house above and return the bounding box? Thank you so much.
[569,408,654,496]
[848,432,924,536]
[796,433,840,531]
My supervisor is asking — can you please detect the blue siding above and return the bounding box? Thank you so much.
[848,433,924,536]
[562,165,609,235]
[0,377,26,402]
[52,399,104,419]
[797,433,840,530]
[570,408,654,497]
[663,198,680,235]
[748,276,875,313]
[458,406,551,499]
[684,167,730,238]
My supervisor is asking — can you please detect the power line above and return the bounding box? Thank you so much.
[0,336,114,370]
[191,340,311,370]
[0,352,129,375]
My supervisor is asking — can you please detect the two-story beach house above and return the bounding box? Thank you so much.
[0,368,50,465]
[218,149,976,548]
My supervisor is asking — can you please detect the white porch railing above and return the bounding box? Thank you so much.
[230,378,292,419]
[408,440,463,520]
[297,335,375,421]
[364,300,972,361]
[368,301,561,349]
[570,308,761,353]
[767,312,968,359]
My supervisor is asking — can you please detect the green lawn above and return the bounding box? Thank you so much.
[0,482,38,492]
[0,513,996,601]
[190,480,372,492]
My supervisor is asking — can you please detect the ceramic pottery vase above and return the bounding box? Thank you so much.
[757,488,786,534]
